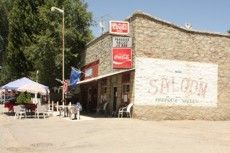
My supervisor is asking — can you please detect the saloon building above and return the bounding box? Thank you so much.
[77,11,230,120]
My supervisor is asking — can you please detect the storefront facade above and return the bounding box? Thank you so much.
[78,31,135,114]
[78,11,230,120]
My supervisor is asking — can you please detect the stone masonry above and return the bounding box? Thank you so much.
[129,12,230,120]
[81,11,230,120]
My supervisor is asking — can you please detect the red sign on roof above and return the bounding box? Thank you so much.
[109,21,129,35]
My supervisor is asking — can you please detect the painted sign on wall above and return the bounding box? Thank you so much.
[134,57,218,107]
[112,48,132,69]
[109,21,129,35]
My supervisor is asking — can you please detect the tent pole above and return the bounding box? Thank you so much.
[4,89,5,103]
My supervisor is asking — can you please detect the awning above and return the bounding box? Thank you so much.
[77,68,135,85]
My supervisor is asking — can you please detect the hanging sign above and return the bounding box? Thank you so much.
[112,48,132,69]
[109,21,129,35]
[112,37,132,48]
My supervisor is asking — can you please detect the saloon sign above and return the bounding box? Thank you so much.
[109,21,129,35]
[112,48,132,69]
[134,57,218,107]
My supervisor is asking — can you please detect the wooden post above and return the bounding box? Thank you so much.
[56,101,59,112]
[48,99,51,111]
[52,101,54,112]
[77,110,80,120]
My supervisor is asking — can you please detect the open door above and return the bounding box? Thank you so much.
[113,87,118,112]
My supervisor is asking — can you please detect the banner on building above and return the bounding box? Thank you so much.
[112,37,132,48]
[112,48,132,69]
[134,57,218,107]
[109,21,129,35]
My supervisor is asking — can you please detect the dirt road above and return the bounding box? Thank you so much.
[1,105,230,153]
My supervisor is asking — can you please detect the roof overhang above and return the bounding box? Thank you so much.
[77,68,135,85]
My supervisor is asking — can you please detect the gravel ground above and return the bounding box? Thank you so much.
[1,104,230,153]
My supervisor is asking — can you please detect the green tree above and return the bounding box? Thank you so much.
[0,0,11,67]
[27,0,93,87]
[3,0,44,83]
[0,0,8,57]
[0,0,14,84]
[16,92,32,104]
[1,0,93,87]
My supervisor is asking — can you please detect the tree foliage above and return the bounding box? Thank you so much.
[0,0,11,66]
[0,0,93,87]
[16,91,32,104]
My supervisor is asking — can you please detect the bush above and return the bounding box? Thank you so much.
[16,92,32,104]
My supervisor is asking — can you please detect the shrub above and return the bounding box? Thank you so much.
[16,92,32,104]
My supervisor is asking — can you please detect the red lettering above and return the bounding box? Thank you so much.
[148,76,208,98]
[160,78,169,94]
[181,78,190,93]
[148,79,158,95]
[198,82,208,97]
[189,80,198,95]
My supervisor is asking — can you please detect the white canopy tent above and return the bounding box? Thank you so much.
[17,82,49,95]
[2,77,49,95]
[1,77,50,104]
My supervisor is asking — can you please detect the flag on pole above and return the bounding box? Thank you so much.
[69,67,81,89]
[63,80,68,93]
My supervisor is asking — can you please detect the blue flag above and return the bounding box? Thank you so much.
[69,67,81,88]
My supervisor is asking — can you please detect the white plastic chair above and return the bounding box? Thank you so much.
[97,102,109,115]
[118,103,133,118]
[69,106,80,120]
[35,105,48,119]
[14,105,27,119]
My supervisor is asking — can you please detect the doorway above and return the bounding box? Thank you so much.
[113,87,118,112]
[87,84,98,113]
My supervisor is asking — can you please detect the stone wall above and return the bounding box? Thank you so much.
[130,13,230,120]
[81,34,113,75]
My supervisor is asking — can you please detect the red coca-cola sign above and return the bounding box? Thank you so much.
[109,21,129,35]
[112,48,132,69]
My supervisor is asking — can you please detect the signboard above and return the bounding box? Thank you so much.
[134,57,218,107]
[112,48,132,69]
[112,37,132,48]
[109,21,129,35]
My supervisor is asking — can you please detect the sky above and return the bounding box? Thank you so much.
[84,0,230,37]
